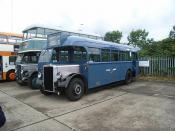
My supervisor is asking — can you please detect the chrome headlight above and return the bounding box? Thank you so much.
[21,69,24,74]
[38,72,42,78]
[56,72,62,79]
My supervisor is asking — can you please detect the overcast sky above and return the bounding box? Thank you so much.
[0,0,175,42]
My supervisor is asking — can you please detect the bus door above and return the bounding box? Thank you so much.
[87,63,114,89]
[111,50,119,82]
[87,48,113,88]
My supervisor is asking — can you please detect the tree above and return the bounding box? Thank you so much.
[139,38,175,57]
[127,29,150,48]
[169,26,175,39]
[104,30,122,43]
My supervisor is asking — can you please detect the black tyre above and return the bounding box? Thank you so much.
[29,74,39,89]
[125,70,132,84]
[65,78,84,101]
[6,70,15,81]
[40,86,52,96]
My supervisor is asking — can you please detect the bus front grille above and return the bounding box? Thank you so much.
[17,65,21,79]
[44,66,53,92]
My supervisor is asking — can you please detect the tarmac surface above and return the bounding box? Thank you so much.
[0,80,175,131]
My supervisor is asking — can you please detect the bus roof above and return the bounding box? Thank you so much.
[62,36,140,52]
[23,24,59,35]
[0,32,23,38]
[23,24,103,38]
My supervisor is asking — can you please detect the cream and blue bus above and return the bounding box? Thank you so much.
[37,32,140,101]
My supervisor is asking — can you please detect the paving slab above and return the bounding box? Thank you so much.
[15,119,72,131]
[119,81,175,99]
[12,86,126,117]
[0,91,48,131]
[55,93,175,131]
[0,81,38,97]
[1,80,175,131]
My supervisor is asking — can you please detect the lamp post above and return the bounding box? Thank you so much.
[11,0,14,32]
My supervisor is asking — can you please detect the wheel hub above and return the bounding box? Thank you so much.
[9,72,15,80]
[74,84,81,95]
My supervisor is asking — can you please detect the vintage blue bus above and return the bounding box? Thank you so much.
[16,25,103,89]
[37,32,140,101]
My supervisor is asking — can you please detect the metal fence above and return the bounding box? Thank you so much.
[139,57,175,77]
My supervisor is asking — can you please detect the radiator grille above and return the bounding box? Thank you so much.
[16,65,21,79]
[44,66,53,91]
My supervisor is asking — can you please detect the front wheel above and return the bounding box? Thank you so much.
[125,70,132,84]
[65,78,84,101]
[29,74,39,89]
[6,70,15,81]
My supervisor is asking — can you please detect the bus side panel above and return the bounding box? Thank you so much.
[87,62,134,89]
[113,61,133,81]
[87,63,114,89]
[2,56,16,80]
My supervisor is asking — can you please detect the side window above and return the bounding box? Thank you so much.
[60,50,69,62]
[119,51,125,61]
[111,50,119,61]
[23,55,28,63]
[88,47,100,62]
[132,52,138,60]
[9,56,16,65]
[89,36,96,39]
[74,51,81,61]
[48,33,61,46]
[119,51,131,61]
[101,49,110,62]
[30,55,38,63]
[73,47,87,62]
[51,49,57,62]
[125,52,130,61]
[82,52,87,60]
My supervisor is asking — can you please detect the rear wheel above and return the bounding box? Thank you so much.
[65,78,84,101]
[6,70,15,81]
[125,70,132,84]
[29,74,39,89]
